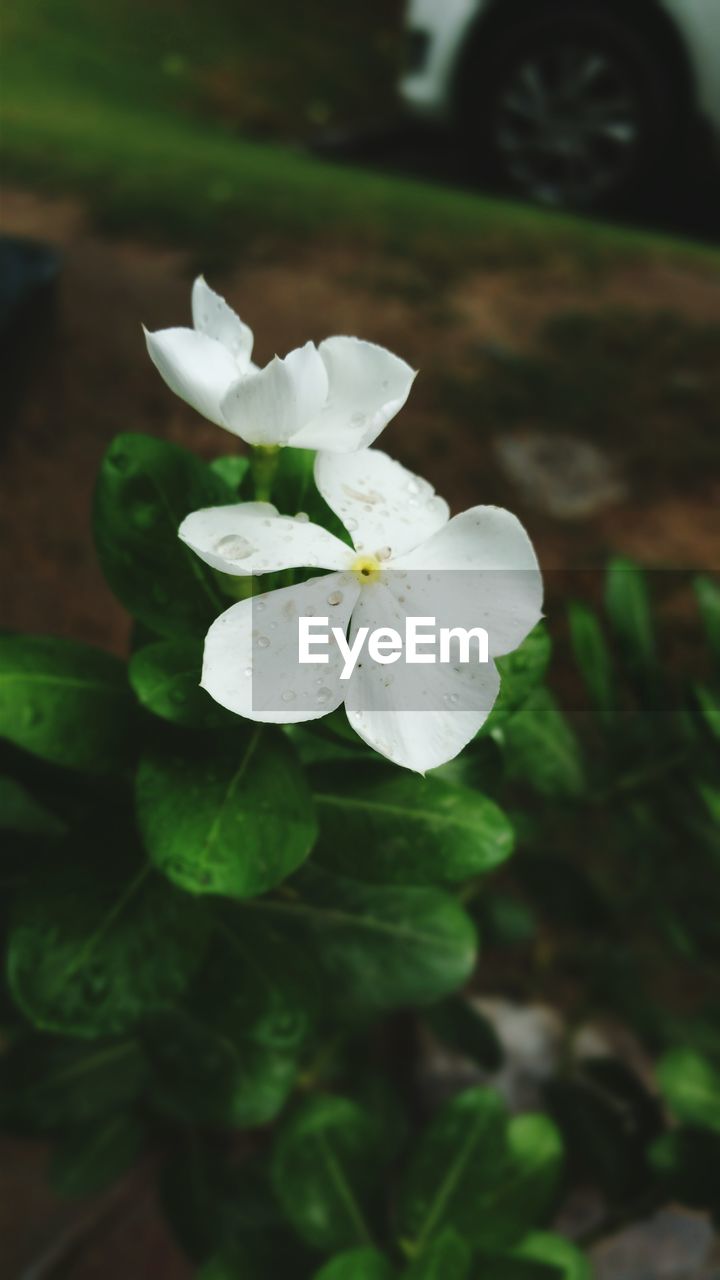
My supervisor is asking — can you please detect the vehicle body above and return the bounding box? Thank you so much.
[399,0,720,209]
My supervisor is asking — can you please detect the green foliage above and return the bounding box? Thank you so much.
[49,1112,144,1197]
[210,454,250,492]
[604,557,656,676]
[403,1230,471,1278]
[656,1048,720,1133]
[264,866,477,1012]
[0,1036,146,1131]
[271,1095,381,1252]
[0,635,134,774]
[3,419,717,1280]
[567,602,615,726]
[312,762,514,885]
[694,575,720,664]
[144,919,312,1128]
[398,1087,563,1256]
[7,866,208,1036]
[129,638,235,729]
[136,728,317,898]
[94,433,233,638]
[510,1234,592,1280]
[0,775,66,838]
[500,688,586,798]
[314,1248,397,1280]
[478,1232,592,1279]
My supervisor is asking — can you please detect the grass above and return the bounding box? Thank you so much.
[3,0,720,268]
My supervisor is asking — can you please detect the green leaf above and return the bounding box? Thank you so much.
[272,448,350,544]
[423,995,503,1070]
[210,454,250,491]
[399,1088,563,1254]
[403,1229,470,1279]
[399,1086,506,1253]
[0,635,134,774]
[146,1007,299,1129]
[0,1036,146,1132]
[500,689,585,798]
[311,762,514,885]
[0,775,66,838]
[271,1095,380,1252]
[496,624,553,711]
[314,1247,397,1280]
[694,574,720,664]
[7,866,208,1036]
[656,1047,720,1133]
[136,727,316,898]
[93,432,233,637]
[241,866,477,1011]
[145,918,312,1128]
[604,557,655,671]
[50,1112,144,1197]
[509,1232,593,1279]
[694,684,720,742]
[129,638,234,728]
[480,625,552,737]
[568,602,615,725]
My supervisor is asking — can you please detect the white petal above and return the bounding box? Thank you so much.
[220,342,329,446]
[392,506,543,656]
[314,448,449,558]
[201,572,359,723]
[179,503,353,576]
[144,326,240,427]
[191,276,254,370]
[289,337,416,451]
[344,584,500,772]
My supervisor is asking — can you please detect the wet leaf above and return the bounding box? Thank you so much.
[0,635,134,774]
[136,728,316,898]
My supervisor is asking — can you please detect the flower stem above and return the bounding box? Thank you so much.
[251,444,280,501]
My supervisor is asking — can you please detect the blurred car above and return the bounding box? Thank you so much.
[399,0,720,210]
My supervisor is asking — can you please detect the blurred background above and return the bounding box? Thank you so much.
[1,1,719,1276]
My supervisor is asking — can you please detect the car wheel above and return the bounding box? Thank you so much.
[464,6,675,211]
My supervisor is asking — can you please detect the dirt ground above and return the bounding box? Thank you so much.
[2,186,719,661]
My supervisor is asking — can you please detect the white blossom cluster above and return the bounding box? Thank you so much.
[145,279,542,772]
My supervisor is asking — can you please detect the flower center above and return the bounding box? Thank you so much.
[351,554,381,584]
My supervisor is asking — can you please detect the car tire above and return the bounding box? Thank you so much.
[458,4,678,211]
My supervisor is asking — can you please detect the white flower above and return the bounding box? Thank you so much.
[180,450,542,773]
[144,277,416,451]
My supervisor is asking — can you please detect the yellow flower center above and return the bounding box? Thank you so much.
[351,553,381,584]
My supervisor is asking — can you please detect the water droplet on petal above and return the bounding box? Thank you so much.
[406,478,420,495]
[281,689,296,703]
[256,635,270,649]
[444,692,460,707]
[315,686,333,705]
[345,517,358,532]
[294,511,309,523]
[215,534,255,561]
[376,546,392,561]
[243,667,252,677]
[327,589,343,606]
